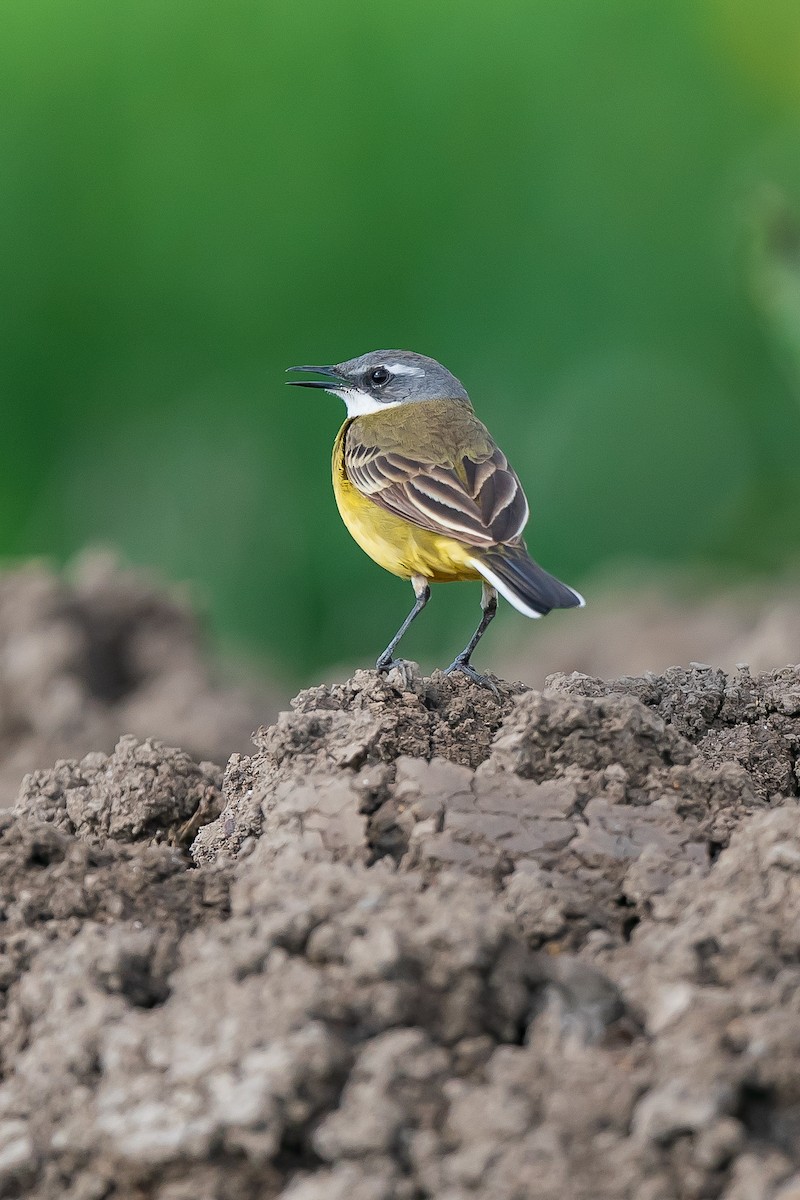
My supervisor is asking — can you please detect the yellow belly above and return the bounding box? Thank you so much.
[332,423,481,583]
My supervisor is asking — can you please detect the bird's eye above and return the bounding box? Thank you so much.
[369,366,391,387]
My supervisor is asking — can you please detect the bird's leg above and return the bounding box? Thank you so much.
[444,582,498,691]
[376,574,431,672]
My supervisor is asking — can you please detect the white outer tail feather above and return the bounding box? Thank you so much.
[469,558,586,620]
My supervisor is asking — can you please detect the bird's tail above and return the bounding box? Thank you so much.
[469,544,585,619]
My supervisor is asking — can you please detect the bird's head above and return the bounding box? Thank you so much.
[287,349,470,416]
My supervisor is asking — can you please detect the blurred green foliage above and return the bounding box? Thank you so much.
[3,0,800,677]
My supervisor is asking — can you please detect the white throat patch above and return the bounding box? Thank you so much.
[328,388,403,418]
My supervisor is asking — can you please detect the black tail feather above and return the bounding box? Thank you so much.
[474,546,584,618]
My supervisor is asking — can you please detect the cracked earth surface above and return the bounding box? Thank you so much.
[0,656,799,1198]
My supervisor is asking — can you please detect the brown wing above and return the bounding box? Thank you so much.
[344,407,529,547]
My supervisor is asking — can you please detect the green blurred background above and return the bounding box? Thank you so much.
[3,0,800,679]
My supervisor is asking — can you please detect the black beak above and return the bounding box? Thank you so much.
[286,365,347,389]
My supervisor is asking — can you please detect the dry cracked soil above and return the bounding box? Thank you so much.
[1,561,800,1199]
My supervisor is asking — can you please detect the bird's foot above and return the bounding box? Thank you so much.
[376,657,421,693]
[443,656,499,696]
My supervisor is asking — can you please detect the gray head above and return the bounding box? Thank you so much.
[287,349,470,417]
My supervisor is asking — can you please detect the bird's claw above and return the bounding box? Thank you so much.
[443,657,500,696]
[376,657,421,693]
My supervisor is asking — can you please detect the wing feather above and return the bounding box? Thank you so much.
[344,407,529,547]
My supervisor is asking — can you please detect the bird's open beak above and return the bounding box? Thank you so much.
[286,365,348,389]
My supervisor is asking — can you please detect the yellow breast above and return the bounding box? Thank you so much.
[331,422,481,584]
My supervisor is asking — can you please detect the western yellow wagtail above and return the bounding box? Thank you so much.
[288,350,584,686]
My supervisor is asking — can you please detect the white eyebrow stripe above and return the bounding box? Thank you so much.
[386,363,425,377]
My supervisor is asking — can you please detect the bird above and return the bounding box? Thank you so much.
[287,349,584,687]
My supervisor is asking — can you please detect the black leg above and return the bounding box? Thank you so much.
[444,583,498,690]
[376,575,431,672]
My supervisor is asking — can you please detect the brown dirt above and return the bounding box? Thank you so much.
[0,593,799,1200]
[1,556,800,1199]
[0,551,279,807]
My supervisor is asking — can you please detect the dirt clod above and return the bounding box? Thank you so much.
[2,588,800,1199]
[0,551,277,807]
[15,734,223,850]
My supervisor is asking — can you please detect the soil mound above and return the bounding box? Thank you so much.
[3,660,800,1198]
[0,552,277,806]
